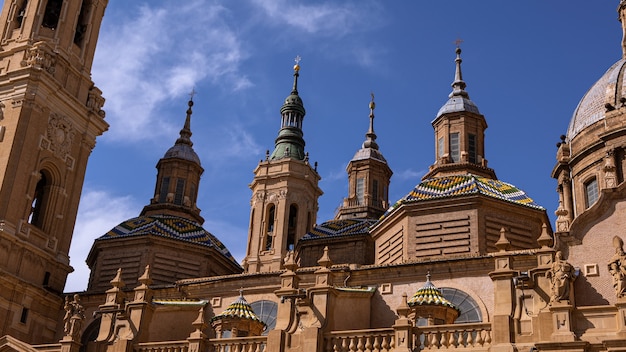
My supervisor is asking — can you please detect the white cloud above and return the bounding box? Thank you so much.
[251,0,376,37]
[92,1,250,143]
[395,168,426,181]
[65,190,140,292]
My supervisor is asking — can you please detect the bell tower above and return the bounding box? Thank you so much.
[0,0,108,343]
[336,94,392,220]
[244,58,322,273]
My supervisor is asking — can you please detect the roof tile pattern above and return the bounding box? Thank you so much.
[382,174,542,220]
[303,218,377,240]
[408,279,459,312]
[210,294,266,326]
[99,215,238,264]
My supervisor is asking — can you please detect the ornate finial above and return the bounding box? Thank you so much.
[426,270,432,282]
[294,55,301,72]
[177,97,194,147]
[238,287,244,297]
[363,92,379,150]
[450,44,469,99]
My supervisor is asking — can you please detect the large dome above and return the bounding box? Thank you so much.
[567,58,626,140]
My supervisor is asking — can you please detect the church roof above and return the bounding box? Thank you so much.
[567,58,626,140]
[98,215,238,264]
[382,174,543,220]
[407,276,459,312]
[210,293,266,326]
[302,218,377,241]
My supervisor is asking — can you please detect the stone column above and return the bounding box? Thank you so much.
[489,252,516,352]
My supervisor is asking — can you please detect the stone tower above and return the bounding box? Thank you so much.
[423,46,495,180]
[244,59,322,273]
[336,94,392,220]
[0,0,108,343]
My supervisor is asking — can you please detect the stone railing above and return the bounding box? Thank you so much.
[416,322,492,351]
[324,328,395,352]
[208,336,267,352]
[33,344,62,352]
[135,340,189,352]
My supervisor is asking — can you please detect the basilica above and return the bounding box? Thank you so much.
[2,1,626,352]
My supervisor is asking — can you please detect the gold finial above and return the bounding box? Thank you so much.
[294,55,301,72]
[369,92,375,110]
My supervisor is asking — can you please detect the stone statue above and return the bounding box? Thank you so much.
[63,294,85,340]
[546,251,575,304]
[608,236,626,298]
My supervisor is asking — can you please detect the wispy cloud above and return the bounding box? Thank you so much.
[250,0,379,37]
[395,168,426,181]
[65,190,140,292]
[92,0,250,143]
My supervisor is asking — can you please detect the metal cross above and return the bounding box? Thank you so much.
[189,88,196,101]
[454,38,464,48]
[294,55,301,66]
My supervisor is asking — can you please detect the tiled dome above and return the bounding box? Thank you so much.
[382,174,543,220]
[408,279,458,312]
[210,294,266,326]
[567,58,626,140]
[99,215,239,266]
[303,218,377,241]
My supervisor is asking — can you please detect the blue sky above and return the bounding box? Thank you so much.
[65,1,623,291]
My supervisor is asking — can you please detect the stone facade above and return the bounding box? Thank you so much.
[3,1,626,352]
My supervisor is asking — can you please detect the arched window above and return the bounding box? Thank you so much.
[265,205,275,250]
[250,300,277,335]
[415,288,482,326]
[584,177,599,208]
[287,205,297,250]
[29,171,48,228]
[41,0,63,29]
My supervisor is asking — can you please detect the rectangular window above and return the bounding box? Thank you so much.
[372,180,379,202]
[20,308,28,324]
[450,133,460,162]
[468,134,477,164]
[174,179,185,205]
[158,177,170,203]
[585,178,599,208]
[356,178,365,205]
[438,137,444,158]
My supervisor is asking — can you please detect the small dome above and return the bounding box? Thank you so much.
[567,58,626,140]
[163,143,201,165]
[436,96,480,118]
[210,294,266,326]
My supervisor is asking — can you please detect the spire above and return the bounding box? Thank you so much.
[450,46,469,99]
[175,93,195,148]
[270,56,307,161]
[363,93,379,150]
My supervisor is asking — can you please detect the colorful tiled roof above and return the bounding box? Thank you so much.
[382,174,543,220]
[98,215,239,265]
[302,218,377,241]
[210,294,266,326]
[408,278,459,312]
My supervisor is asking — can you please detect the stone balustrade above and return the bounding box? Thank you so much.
[416,323,492,351]
[208,336,267,352]
[324,328,395,352]
[136,340,189,352]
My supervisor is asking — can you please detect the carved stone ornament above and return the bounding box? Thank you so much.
[22,42,57,74]
[47,113,75,159]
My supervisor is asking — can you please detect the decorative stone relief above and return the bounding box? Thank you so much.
[87,86,106,118]
[546,251,575,304]
[22,42,57,74]
[609,236,626,298]
[604,149,617,189]
[47,113,75,160]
